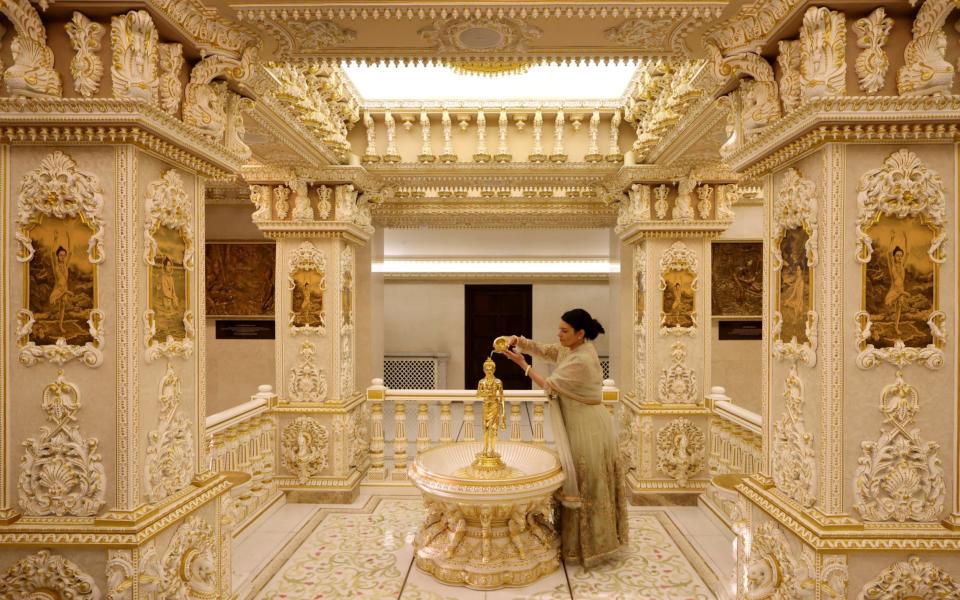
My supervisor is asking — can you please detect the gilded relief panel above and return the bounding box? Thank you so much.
[205,242,275,317]
[290,269,325,330]
[661,270,695,329]
[711,241,762,317]
[148,225,188,343]
[776,227,812,344]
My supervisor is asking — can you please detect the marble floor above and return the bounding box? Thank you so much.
[236,487,735,600]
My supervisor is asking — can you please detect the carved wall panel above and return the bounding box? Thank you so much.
[658,241,698,336]
[798,7,846,101]
[65,12,105,98]
[855,150,946,370]
[0,550,99,598]
[161,516,218,599]
[771,365,817,507]
[657,342,698,404]
[281,417,330,482]
[858,556,960,599]
[288,340,327,403]
[772,168,818,366]
[19,370,106,516]
[144,363,195,503]
[853,9,893,94]
[0,0,62,98]
[656,417,704,486]
[896,0,956,96]
[16,150,105,367]
[633,243,646,398]
[743,523,812,600]
[340,245,356,398]
[853,371,944,522]
[111,10,160,104]
[144,170,194,362]
[288,242,327,335]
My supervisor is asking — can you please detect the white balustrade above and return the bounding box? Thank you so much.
[705,386,762,477]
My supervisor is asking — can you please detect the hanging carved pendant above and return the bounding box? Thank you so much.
[19,370,106,516]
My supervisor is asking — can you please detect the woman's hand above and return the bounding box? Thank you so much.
[501,347,527,370]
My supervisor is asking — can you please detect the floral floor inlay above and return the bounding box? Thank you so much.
[254,496,718,599]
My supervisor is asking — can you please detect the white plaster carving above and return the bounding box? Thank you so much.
[897,0,956,96]
[1,0,62,98]
[530,109,545,159]
[335,183,357,222]
[161,516,218,599]
[616,184,650,233]
[417,16,542,53]
[716,184,738,221]
[656,417,704,486]
[586,110,601,160]
[16,150,105,264]
[607,109,622,158]
[672,177,695,221]
[653,184,669,219]
[858,555,960,599]
[183,80,228,139]
[144,362,195,503]
[854,371,944,522]
[639,416,654,477]
[106,549,134,600]
[771,364,817,508]
[419,111,434,160]
[290,179,314,221]
[798,7,846,101]
[225,92,254,160]
[316,185,332,219]
[777,40,802,114]
[696,185,713,220]
[744,523,812,600]
[111,10,160,103]
[288,241,326,336]
[496,109,510,160]
[19,370,106,517]
[384,110,399,160]
[633,243,647,401]
[440,109,455,161]
[274,185,290,220]
[249,184,272,222]
[288,340,327,403]
[144,309,195,362]
[362,111,378,160]
[17,308,105,367]
[283,19,357,51]
[65,12,105,98]
[0,550,99,598]
[821,555,848,600]
[282,417,330,482]
[853,9,894,94]
[474,109,488,159]
[657,342,698,404]
[144,169,194,269]
[658,240,698,336]
[158,43,185,115]
[708,46,780,133]
[551,109,565,159]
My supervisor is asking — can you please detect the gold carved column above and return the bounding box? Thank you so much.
[250,176,373,502]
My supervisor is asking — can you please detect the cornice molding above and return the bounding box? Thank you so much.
[728,96,960,177]
[360,100,624,112]
[0,98,244,179]
[241,164,383,193]
[256,221,371,245]
[647,94,727,166]
[618,220,731,243]
[373,200,615,229]
[607,164,739,190]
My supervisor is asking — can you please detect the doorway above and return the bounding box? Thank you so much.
[464,284,532,389]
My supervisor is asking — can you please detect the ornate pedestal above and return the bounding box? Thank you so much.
[408,442,564,590]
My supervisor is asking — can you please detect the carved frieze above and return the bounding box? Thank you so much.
[855,150,946,370]
[854,371,944,522]
[615,184,650,233]
[853,9,894,94]
[604,18,675,50]
[658,241,698,336]
[771,365,817,508]
[274,185,290,220]
[282,417,330,482]
[19,370,106,517]
[656,418,704,486]
[288,241,327,335]
[657,342,698,404]
[289,340,327,403]
[672,176,695,221]
[696,185,713,220]
[290,178,314,221]
[1,0,62,98]
[858,556,960,599]
[111,10,160,104]
[653,183,670,219]
[159,43,185,115]
[0,550,99,598]
[897,0,956,96]
[281,19,357,53]
[161,516,218,599]
[772,168,818,367]
[65,12,105,98]
[144,363,195,503]
[798,7,846,101]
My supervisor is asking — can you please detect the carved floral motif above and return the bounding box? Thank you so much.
[854,371,944,522]
[657,342,698,404]
[653,183,669,219]
[282,417,330,482]
[161,516,218,599]
[696,185,713,220]
[897,0,956,96]
[274,185,290,220]
[0,550,99,598]
[1,0,62,98]
[418,16,542,53]
[289,340,327,403]
[798,7,846,101]
[777,40,801,114]
[858,556,960,599]
[771,365,817,507]
[145,169,194,269]
[111,10,160,103]
[656,418,704,486]
[144,363,195,503]
[744,523,812,600]
[65,12,105,98]
[19,370,106,516]
[853,9,894,94]
[159,43,185,115]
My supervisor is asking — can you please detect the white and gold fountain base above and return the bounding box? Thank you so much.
[408,441,565,590]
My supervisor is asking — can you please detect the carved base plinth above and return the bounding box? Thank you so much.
[473,153,492,163]
[382,154,402,163]
[439,153,457,163]
[361,154,381,163]
[584,153,603,163]
[527,153,547,163]
[605,153,624,163]
[548,154,567,163]
[494,153,512,162]
[417,154,436,163]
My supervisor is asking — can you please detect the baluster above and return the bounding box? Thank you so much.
[463,399,476,441]
[368,400,385,480]
[509,401,522,441]
[417,401,430,452]
[532,401,545,444]
[439,401,452,443]
[392,400,408,480]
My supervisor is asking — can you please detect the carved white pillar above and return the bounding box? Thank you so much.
[529,109,546,162]
[383,110,400,163]
[361,111,379,163]
[550,109,566,162]
[439,109,456,162]
[606,109,623,162]
[417,111,435,163]
[473,109,490,162]
[495,109,511,162]
[585,109,602,162]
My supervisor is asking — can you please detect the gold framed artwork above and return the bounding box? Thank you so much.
[711,241,762,318]
[775,227,813,345]
[205,242,276,318]
[148,225,189,342]
[287,241,327,335]
[658,241,698,336]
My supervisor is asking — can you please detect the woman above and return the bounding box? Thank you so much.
[502,308,628,566]
[48,230,72,335]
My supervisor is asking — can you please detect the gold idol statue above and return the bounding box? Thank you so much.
[475,356,506,470]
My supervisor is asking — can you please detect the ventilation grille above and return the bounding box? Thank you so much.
[384,358,441,389]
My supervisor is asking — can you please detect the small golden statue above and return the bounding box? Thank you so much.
[478,357,506,459]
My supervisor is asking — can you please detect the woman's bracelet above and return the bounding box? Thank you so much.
[524,365,532,377]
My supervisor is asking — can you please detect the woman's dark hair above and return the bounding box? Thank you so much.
[561,308,605,340]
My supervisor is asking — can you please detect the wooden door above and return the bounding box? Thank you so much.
[464,284,532,390]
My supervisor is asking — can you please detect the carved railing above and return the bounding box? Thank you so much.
[705,386,762,477]
[365,378,620,481]
[206,385,282,536]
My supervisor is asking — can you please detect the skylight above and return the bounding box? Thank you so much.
[342,61,639,102]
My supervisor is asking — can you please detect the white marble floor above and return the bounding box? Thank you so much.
[237,487,736,600]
